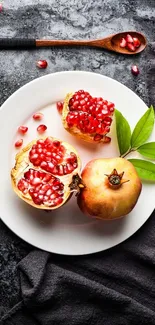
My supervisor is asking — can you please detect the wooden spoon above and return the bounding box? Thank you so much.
[0,31,147,54]
[36,31,147,55]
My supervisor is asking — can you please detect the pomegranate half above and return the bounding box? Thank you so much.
[78,157,142,220]
[11,137,81,210]
[62,90,115,143]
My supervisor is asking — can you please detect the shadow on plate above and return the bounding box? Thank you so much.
[17,195,127,238]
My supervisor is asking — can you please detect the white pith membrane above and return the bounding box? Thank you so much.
[11,137,81,210]
[62,90,115,143]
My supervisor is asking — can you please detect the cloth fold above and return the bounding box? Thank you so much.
[1,40,155,325]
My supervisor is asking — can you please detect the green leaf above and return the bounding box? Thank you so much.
[131,106,155,149]
[137,142,155,159]
[115,109,131,155]
[128,159,155,180]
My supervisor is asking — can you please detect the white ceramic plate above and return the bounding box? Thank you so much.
[0,71,154,255]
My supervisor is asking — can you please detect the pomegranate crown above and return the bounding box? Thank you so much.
[105,169,129,189]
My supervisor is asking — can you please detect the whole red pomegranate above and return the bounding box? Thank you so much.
[62,90,115,143]
[11,137,81,210]
[78,158,142,220]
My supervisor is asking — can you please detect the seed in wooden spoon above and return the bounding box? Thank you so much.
[127,43,135,52]
[126,34,133,43]
[120,38,127,48]
[133,37,141,48]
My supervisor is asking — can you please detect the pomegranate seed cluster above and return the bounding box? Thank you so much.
[66,90,115,141]
[17,169,64,206]
[29,138,78,176]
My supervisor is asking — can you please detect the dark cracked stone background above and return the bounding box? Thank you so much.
[0,0,155,318]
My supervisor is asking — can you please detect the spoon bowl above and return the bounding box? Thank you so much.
[111,31,147,54]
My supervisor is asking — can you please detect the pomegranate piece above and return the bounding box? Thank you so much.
[62,90,115,143]
[18,126,28,135]
[57,102,64,114]
[133,37,141,48]
[11,136,81,210]
[36,60,48,69]
[120,37,127,48]
[15,139,23,148]
[131,65,139,76]
[126,34,133,43]
[37,124,47,134]
[127,43,135,52]
[33,112,44,120]
[0,4,2,12]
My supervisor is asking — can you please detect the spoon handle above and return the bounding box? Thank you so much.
[0,38,36,49]
[0,37,110,50]
[36,38,110,49]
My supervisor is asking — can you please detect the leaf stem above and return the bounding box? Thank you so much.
[120,148,136,158]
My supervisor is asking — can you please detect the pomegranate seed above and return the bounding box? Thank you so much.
[57,101,64,114]
[33,112,44,120]
[46,189,53,196]
[104,136,111,143]
[127,43,135,52]
[17,179,29,192]
[54,197,63,206]
[0,4,3,12]
[103,117,112,125]
[126,34,133,43]
[31,177,42,186]
[57,165,64,176]
[120,37,127,48]
[15,139,23,148]
[36,60,48,69]
[66,163,74,173]
[18,126,28,135]
[131,65,139,76]
[37,124,47,134]
[94,134,103,141]
[53,140,60,147]
[133,37,141,48]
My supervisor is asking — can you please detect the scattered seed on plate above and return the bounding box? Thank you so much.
[33,112,44,120]
[18,126,28,134]
[57,102,64,114]
[37,124,47,134]
[0,4,3,12]
[15,139,23,148]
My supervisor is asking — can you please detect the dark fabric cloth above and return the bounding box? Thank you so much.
[1,7,155,325]
[1,208,155,325]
